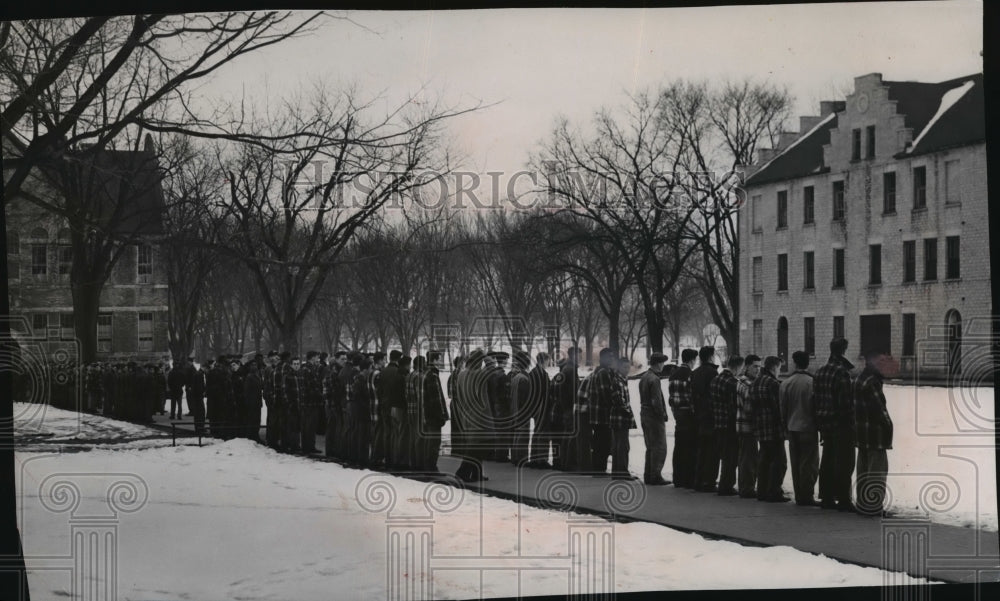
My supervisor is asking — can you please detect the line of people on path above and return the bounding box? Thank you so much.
[79,337,893,517]
[664,338,894,517]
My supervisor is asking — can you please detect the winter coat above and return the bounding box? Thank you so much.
[853,367,893,450]
[710,368,740,431]
[750,369,784,442]
[690,362,719,432]
[812,355,856,435]
[638,369,668,420]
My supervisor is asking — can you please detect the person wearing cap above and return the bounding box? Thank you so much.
[454,349,490,482]
[814,337,857,512]
[337,352,363,462]
[184,357,206,433]
[394,355,413,469]
[639,352,671,485]
[349,355,375,466]
[243,359,264,442]
[377,350,404,469]
[668,349,698,488]
[509,350,532,465]
[780,350,818,506]
[736,354,761,498]
[206,355,232,438]
[322,352,346,458]
[281,356,304,453]
[554,346,582,471]
[298,351,323,454]
[527,352,553,468]
[691,346,721,492]
[368,351,388,468]
[404,356,426,469]
[752,356,789,502]
[710,355,744,496]
[852,349,894,517]
[263,351,281,448]
[587,349,618,474]
[167,358,187,420]
[486,351,512,461]
[228,358,245,438]
[420,351,449,473]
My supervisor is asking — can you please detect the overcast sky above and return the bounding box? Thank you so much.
[200,1,983,198]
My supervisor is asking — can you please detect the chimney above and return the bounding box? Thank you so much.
[799,115,822,132]
[778,131,799,149]
[819,100,839,115]
[144,133,155,153]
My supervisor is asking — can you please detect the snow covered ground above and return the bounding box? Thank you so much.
[15,406,933,600]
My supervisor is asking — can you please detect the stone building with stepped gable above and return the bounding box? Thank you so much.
[739,72,989,381]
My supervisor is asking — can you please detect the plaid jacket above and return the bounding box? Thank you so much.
[282,368,304,409]
[750,369,784,442]
[352,368,371,410]
[853,367,893,450]
[610,372,637,430]
[301,363,324,407]
[272,363,287,407]
[667,365,694,419]
[586,367,615,426]
[710,368,740,431]
[735,375,755,435]
[405,368,423,419]
[367,368,382,423]
[813,355,856,433]
[690,363,719,431]
[423,367,449,428]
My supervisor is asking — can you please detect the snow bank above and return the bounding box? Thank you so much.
[16,439,929,600]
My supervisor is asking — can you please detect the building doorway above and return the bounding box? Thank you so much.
[860,314,892,360]
[777,317,788,373]
[946,309,962,378]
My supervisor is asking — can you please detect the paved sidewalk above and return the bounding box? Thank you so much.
[146,414,998,584]
[443,457,999,585]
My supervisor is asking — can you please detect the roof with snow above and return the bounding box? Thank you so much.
[744,112,838,187]
[746,73,984,187]
[893,73,984,158]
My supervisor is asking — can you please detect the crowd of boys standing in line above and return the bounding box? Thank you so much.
[75,335,894,516]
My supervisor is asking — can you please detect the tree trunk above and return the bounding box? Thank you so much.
[70,280,102,364]
[645,308,666,354]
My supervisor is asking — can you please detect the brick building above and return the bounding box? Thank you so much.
[5,137,170,361]
[739,72,989,381]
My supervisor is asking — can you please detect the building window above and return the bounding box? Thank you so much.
[832,181,845,222]
[903,240,916,282]
[833,248,845,288]
[869,244,881,285]
[851,128,861,161]
[32,314,47,337]
[866,125,876,159]
[58,245,72,275]
[137,244,153,283]
[902,313,916,356]
[833,316,845,340]
[913,166,927,209]
[777,253,788,291]
[923,238,937,281]
[751,194,762,232]
[946,236,960,279]
[883,172,896,214]
[945,160,961,204]
[776,190,787,229]
[803,186,814,224]
[31,244,47,275]
[752,256,762,293]
[752,319,763,354]
[97,313,113,353]
[803,251,815,290]
[804,317,815,357]
[138,312,154,351]
[60,314,75,341]
[7,231,19,255]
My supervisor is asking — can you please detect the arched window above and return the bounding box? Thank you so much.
[30,227,47,239]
